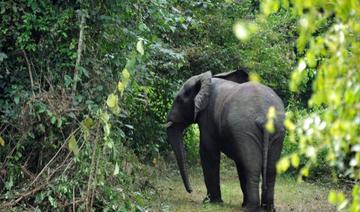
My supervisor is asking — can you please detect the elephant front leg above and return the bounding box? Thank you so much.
[200,144,222,203]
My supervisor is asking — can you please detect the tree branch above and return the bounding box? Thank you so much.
[1,184,46,208]
[71,10,87,100]
[22,50,35,96]
[85,126,100,210]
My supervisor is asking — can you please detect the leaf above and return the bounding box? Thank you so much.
[103,123,111,137]
[50,116,57,125]
[281,0,289,9]
[125,124,134,129]
[136,39,144,55]
[352,185,359,197]
[57,118,63,128]
[265,106,276,133]
[106,93,118,108]
[113,162,120,175]
[267,106,276,119]
[99,110,110,123]
[68,135,79,156]
[64,74,72,87]
[276,157,290,173]
[82,117,94,129]
[83,129,90,141]
[291,154,300,168]
[289,69,303,92]
[265,120,275,133]
[284,118,295,131]
[297,59,307,71]
[0,52,7,62]
[0,136,5,146]
[233,22,249,41]
[306,52,317,68]
[305,146,316,158]
[5,177,13,190]
[328,190,346,206]
[118,81,125,93]
[300,167,309,177]
[122,68,130,82]
[262,0,280,16]
[338,199,348,210]
[81,118,92,141]
[328,190,337,204]
[249,72,261,82]
[106,139,114,149]
[48,195,57,208]
[14,96,20,105]
[134,192,145,206]
[337,192,345,202]
[111,105,120,116]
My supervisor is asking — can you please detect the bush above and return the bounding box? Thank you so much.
[281,106,333,178]
[184,124,200,163]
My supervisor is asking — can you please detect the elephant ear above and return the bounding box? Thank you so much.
[194,71,212,121]
[214,68,249,84]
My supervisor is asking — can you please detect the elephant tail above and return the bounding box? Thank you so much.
[262,129,270,191]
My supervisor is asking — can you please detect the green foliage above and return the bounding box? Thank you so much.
[1,0,161,210]
[184,125,200,162]
[1,0,350,210]
[280,107,332,178]
[260,0,360,210]
[238,10,299,103]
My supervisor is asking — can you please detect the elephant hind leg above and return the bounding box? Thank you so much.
[261,135,284,211]
[231,132,262,211]
[238,157,261,211]
[261,168,277,212]
[236,163,248,207]
[243,170,261,211]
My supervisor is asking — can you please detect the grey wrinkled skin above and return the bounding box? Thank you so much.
[166,70,285,212]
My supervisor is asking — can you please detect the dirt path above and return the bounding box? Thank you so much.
[150,161,341,211]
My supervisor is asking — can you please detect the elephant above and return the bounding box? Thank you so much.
[165,69,285,212]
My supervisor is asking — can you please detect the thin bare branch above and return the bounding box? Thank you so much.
[73,186,76,212]
[71,10,87,99]
[29,127,80,187]
[22,50,35,96]
[85,126,100,210]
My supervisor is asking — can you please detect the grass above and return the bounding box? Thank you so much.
[148,156,344,212]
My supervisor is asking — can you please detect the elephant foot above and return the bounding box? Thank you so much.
[202,194,223,204]
[261,203,276,212]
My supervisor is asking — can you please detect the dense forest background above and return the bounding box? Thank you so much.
[0,0,359,211]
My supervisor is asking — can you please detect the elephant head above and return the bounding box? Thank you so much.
[165,71,212,193]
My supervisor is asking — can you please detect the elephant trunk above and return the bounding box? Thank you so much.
[166,122,192,193]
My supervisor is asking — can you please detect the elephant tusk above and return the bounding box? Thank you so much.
[164,121,173,128]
